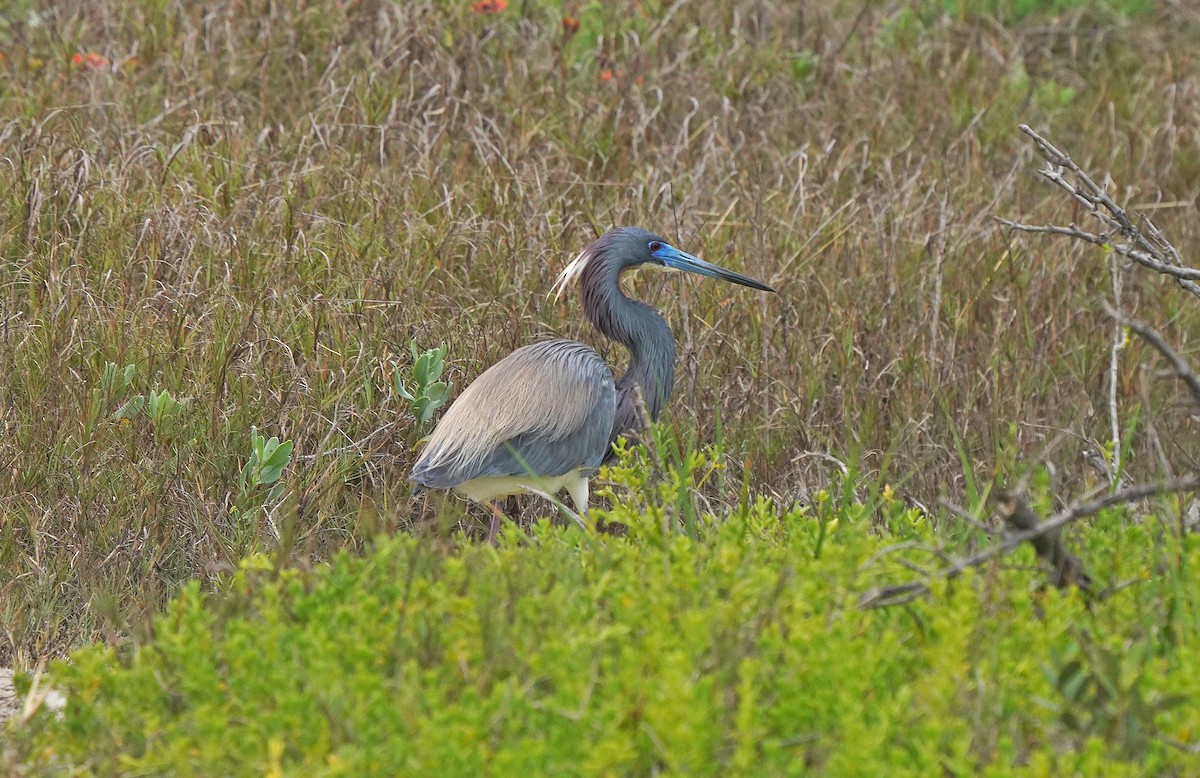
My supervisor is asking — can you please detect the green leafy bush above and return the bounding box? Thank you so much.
[9,483,1199,775]
[240,426,295,491]
[394,341,453,428]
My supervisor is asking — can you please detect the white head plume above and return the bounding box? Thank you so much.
[549,245,595,301]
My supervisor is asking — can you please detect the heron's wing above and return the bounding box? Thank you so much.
[410,339,616,488]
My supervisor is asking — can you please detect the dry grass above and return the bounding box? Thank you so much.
[1,0,1198,666]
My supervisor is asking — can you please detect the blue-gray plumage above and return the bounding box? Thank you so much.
[410,226,773,538]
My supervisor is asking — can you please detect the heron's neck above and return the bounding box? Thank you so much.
[582,265,676,420]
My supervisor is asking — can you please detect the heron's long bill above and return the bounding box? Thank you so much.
[659,246,775,293]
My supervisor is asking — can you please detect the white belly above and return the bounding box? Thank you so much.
[454,469,591,511]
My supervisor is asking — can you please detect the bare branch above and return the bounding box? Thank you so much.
[861,540,963,572]
[857,581,929,609]
[1101,301,1200,408]
[994,219,1109,246]
[996,492,1092,590]
[937,498,995,536]
[1001,124,1200,297]
[793,450,849,477]
[859,475,1200,609]
[1109,244,1200,284]
[1108,254,1126,479]
[962,475,1199,569]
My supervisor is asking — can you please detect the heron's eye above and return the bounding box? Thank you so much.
[648,241,663,253]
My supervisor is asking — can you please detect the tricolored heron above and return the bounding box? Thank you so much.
[409,226,774,538]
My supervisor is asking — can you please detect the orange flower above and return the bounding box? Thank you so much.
[562,16,580,36]
[598,68,614,83]
[72,51,110,70]
[470,0,507,13]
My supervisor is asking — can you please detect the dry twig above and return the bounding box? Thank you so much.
[937,497,995,536]
[1101,301,1200,409]
[859,475,1200,609]
[998,124,1200,298]
[995,492,1092,591]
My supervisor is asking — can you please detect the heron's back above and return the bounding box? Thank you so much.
[410,339,615,489]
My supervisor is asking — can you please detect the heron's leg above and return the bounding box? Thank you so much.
[484,500,507,545]
[565,473,590,522]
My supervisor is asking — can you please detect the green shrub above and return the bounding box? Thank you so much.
[8,483,1199,775]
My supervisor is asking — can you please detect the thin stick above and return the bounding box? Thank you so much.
[1101,301,1200,408]
[937,498,995,536]
[1108,264,1125,482]
[860,475,1200,609]
[961,476,1198,569]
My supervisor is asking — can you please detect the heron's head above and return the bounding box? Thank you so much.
[551,226,775,300]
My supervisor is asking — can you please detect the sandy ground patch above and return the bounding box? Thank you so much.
[1,668,18,723]
[1,668,66,725]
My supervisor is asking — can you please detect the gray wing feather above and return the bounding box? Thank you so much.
[410,340,615,488]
